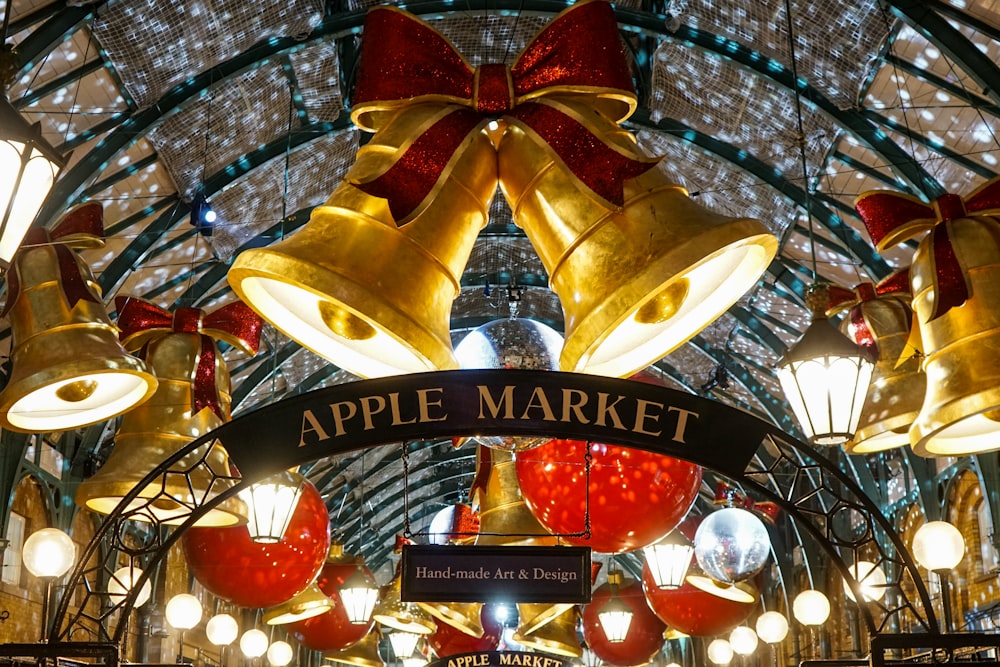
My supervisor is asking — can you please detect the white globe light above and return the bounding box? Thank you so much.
[729,626,758,655]
[267,640,294,667]
[793,590,830,626]
[241,629,269,658]
[206,614,240,646]
[165,593,203,630]
[755,611,789,644]
[22,528,76,579]
[913,521,965,572]
[707,639,734,665]
[843,560,887,603]
[694,507,771,583]
[108,566,152,607]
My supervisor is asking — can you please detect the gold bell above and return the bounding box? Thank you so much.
[908,215,1000,456]
[498,97,777,377]
[828,280,926,454]
[512,606,582,658]
[325,630,384,667]
[372,566,436,635]
[416,601,485,638]
[264,582,333,625]
[75,300,257,526]
[229,104,497,378]
[0,203,157,432]
[471,447,557,547]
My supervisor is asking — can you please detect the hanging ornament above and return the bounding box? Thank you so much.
[428,604,503,657]
[693,485,775,585]
[516,436,701,553]
[0,203,158,432]
[454,316,564,451]
[182,474,330,608]
[427,503,480,545]
[641,569,756,637]
[854,176,1000,455]
[289,544,377,651]
[75,297,263,526]
[826,271,925,453]
[583,575,665,667]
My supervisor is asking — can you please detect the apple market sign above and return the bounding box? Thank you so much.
[214,369,777,482]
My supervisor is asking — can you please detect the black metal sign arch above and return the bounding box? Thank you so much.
[47,370,938,647]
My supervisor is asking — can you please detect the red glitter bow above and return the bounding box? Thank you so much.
[826,269,911,358]
[115,297,264,419]
[855,176,1000,320]
[349,0,658,223]
[713,482,780,524]
[2,202,106,318]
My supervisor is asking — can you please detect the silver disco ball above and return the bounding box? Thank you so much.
[454,317,564,451]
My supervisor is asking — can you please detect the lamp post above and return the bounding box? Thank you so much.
[165,593,203,663]
[22,527,76,641]
[207,613,239,667]
[792,590,830,659]
[913,521,966,632]
[756,611,788,667]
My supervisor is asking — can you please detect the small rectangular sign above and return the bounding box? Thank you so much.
[400,545,592,603]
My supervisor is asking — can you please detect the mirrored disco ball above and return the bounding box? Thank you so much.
[693,507,771,584]
[454,318,564,451]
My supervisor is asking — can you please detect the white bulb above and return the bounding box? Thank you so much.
[912,521,965,572]
[707,639,734,665]
[165,593,203,630]
[793,590,830,626]
[206,614,239,646]
[241,629,269,658]
[267,640,294,667]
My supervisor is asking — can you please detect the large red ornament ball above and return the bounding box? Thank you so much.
[289,557,376,651]
[583,578,665,667]
[641,564,756,637]
[182,477,331,609]
[516,438,702,553]
[428,604,503,657]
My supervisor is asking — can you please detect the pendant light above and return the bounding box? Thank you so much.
[597,570,633,643]
[340,567,378,624]
[642,530,694,589]
[774,0,873,445]
[240,470,304,543]
[0,36,67,270]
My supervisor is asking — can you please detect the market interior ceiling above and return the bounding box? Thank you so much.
[3,0,999,571]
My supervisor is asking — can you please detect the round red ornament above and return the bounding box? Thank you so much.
[582,577,665,667]
[182,476,330,609]
[428,604,503,657]
[516,438,701,553]
[641,564,756,637]
[289,556,376,651]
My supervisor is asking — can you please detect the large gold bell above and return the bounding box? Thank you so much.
[472,447,557,547]
[372,567,436,635]
[415,601,485,638]
[910,216,1000,456]
[0,204,157,431]
[75,331,246,525]
[229,104,497,378]
[512,606,582,658]
[498,98,777,377]
[838,289,925,454]
[325,630,384,667]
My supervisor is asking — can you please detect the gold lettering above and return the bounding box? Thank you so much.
[299,409,329,446]
[561,388,590,424]
[359,395,387,430]
[330,401,357,436]
[633,399,664,436]
[595,392,626,429]
[388,392,417,425]
[668,406,699,443]
[499,655,514,666]
[417,388,447,422]
[478,385,515,419]
[521,387,556,421]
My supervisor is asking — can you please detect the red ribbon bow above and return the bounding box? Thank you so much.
[826,269,911,358]
[855,176,1000,320]
[713,482,780,524]
[2,202,106,318]
[115,297,264,419]
[349,0,658,223]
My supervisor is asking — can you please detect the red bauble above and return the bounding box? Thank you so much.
[428,604,503,657]
[516,438,702,553]
[583,578,665,667]
[641,565,756,636]
[289,557,376,651]
[182,477,330,608]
